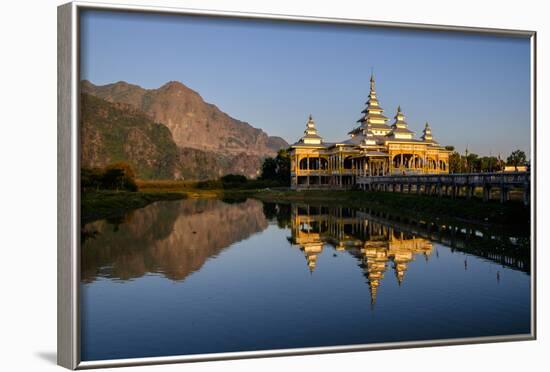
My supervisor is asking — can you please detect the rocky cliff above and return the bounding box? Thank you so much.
[81,80,288,179]
[80,93,180,179]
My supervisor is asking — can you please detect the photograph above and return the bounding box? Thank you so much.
[76,6,533,363]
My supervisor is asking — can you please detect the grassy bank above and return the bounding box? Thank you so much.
[81,191,186,224]
[252,189,530,228]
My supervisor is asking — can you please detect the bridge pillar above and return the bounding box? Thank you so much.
[465,186,473,199]
[451,185,457,199]
[483,185,491,202]
[500,187,509,203]
[436,184,442,197]
[408,183,412,193]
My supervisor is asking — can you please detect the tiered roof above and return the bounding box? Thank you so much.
[349,74,392,138]
[387,106,414,140]
[298,114,323,145]
[291,76,446,150]
[421,122,437,143]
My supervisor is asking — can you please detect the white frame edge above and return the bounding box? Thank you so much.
[57,1,537,369]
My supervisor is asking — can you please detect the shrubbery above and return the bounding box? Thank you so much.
[82,162,138,192]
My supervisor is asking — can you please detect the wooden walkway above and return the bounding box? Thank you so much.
[356,172,530,205]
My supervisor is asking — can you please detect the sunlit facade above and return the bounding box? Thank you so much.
[289,75,451,189]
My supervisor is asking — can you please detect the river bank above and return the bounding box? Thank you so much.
[82,181,529,229]
[81,191,186,224]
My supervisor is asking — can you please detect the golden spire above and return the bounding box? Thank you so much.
[300,114,323,145]
[389,106,414,139]
[349,73,391,138]
[421,121,435,142]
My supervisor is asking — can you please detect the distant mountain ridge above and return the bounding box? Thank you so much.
[81,80,288,156]
[81,80,289,179]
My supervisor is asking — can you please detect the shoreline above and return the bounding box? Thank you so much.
[81,187,529,231]
[81,191,187,224]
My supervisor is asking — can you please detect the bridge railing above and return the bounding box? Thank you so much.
[357,172,530,186]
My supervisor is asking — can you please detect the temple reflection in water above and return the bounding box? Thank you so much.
[290,204,432,304]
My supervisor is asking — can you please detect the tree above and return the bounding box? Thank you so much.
[81,162,138,192]
[465,153,479,173]
[105,162,138,191]
[506,149,527,170]
[81,167,104,191]
[448,151,463,173]
[478,156,502,172]
[260,148,291,185]
[220,174,248,188]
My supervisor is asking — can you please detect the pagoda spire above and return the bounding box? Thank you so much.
[299,114,323,145]
[421,121,436,143]
[370,71,375,91]
[349,74,391,138]
[388,105,414,139]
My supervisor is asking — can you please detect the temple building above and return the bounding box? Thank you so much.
[290,75,451,189]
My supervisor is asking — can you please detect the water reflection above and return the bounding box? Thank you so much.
[81,198,530,361]
[290,206,433,304]
[82,198,267,282]
[287,204,529,305]
[82,199,530,284]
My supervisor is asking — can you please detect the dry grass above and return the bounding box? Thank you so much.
[136,179,195,192]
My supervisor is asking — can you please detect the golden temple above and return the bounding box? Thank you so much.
[290,75,451,189]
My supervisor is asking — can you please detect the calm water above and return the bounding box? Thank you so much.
[81,198,531,361]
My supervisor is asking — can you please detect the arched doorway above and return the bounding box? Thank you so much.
[343,156,353,170]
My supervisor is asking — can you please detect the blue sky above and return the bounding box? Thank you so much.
[80,10,531,157]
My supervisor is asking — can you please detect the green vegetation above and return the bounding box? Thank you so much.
[82,162,138,192]
[81,191,186,224]
[81,163,185,223]
[507,149,528,170]
[259,148,291,185]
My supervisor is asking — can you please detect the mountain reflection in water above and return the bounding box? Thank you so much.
[82,198,268,282]
[81,198,530,361]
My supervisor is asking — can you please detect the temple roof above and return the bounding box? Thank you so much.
[357,113,389,123]
[291,77,450,152]
[298,114,323,145]
[390,127,414,134]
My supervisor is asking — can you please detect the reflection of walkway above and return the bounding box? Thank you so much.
[356,209,530,273]
[81,199,268,282]
[289,205,433,304]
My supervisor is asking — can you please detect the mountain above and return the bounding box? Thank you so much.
[81,80,288,179]
[80,93,180,179]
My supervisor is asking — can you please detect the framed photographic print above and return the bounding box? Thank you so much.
[57,1,536,369]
